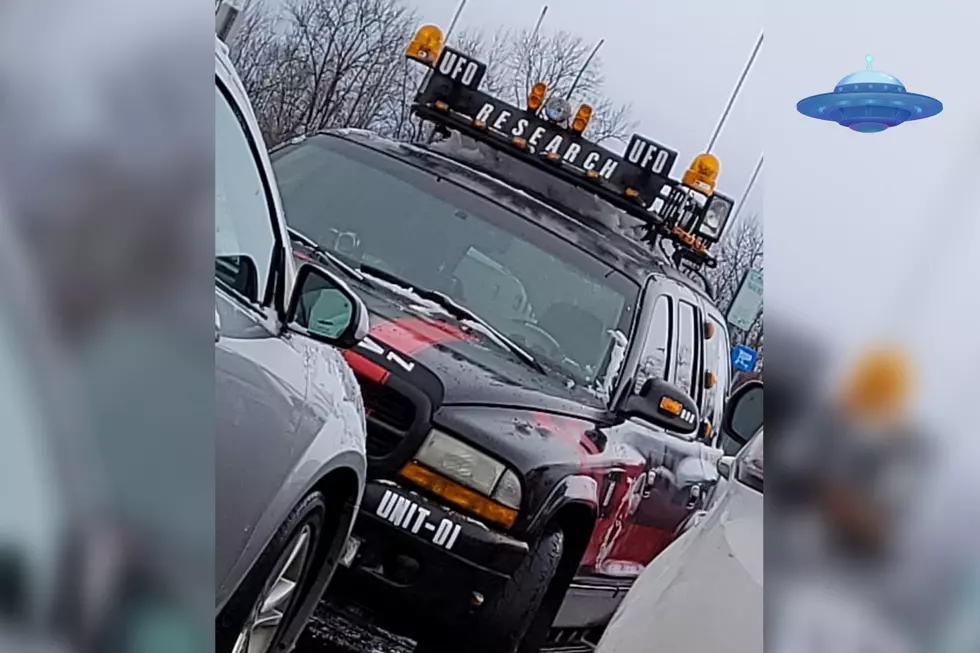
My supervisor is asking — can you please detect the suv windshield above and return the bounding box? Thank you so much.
[272,135,639,389]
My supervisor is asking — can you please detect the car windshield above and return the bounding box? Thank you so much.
[272,135,639,388]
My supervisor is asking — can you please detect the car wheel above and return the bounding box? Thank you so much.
[417,528,565,653]
[217,492,329,653]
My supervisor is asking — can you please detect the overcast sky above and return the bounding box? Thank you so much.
[405,0,979,428]
[407,0,765,222]
[765,0,980,427]
[261,0,976,427]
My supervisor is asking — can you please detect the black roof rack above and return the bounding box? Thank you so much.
[408,45,736,271]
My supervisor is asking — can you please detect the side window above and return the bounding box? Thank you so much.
[674,301,700,400]
[215,82,276,305]
[703,316,731,432]
[633,294,672,394]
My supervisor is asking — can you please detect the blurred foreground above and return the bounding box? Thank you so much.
[765,317,980,653]
[0,0,212,651]
[0,0,977,652]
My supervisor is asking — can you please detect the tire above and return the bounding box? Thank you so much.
[416,528,565,653]
[217,492,330,653]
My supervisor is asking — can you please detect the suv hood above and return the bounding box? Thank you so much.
[346,277,609,419]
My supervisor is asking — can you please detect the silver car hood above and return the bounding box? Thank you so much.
[597,474,763,653]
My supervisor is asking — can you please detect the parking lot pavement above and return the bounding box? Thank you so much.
[295,604,416,653]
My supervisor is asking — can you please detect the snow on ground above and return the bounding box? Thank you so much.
[296,603,415,653]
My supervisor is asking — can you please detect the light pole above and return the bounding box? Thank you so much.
[706,30,763,154]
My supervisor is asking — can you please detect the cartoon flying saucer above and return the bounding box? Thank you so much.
[797,55,942,133]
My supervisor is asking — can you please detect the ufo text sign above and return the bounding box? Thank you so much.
[797,56,942,133]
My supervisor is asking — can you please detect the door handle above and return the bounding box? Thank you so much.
[215,308,221,343]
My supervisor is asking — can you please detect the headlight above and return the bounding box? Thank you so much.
[492,469,522,510]
[543,96,572,124]
[406,431,524,529]
[697,194,733,241]
[415,430,506,496]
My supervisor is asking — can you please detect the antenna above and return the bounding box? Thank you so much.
[444,0,469,44]
[530,5,549,43]
[525,6,549,95]
[706,30,763,154]
[866,53,874,70]
[728,154,763,231]
[566,38,605,100]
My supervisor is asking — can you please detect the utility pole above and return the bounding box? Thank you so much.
[706,30,763,154]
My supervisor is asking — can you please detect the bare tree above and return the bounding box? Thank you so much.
[229,0,418,146]
[447,26,637,146]
[706,215,764,358]
[232,0,637,146]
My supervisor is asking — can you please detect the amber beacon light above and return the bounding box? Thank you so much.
[406,24,445,65]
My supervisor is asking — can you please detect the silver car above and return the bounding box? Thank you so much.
[595,381,763,653]
[215,38,369,653]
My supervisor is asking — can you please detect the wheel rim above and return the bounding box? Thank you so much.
[232,525,313,653]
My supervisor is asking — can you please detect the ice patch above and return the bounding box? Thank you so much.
[359,271,452,318]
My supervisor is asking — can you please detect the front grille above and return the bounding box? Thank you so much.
[355,374,417,457]
[359,377,415,429]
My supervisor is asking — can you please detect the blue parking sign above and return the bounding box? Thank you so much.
[731,344,758,373]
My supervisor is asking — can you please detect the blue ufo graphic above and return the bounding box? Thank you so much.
[797,55,942,133]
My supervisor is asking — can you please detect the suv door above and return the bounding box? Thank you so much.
[597,279,715,570]
[213,73,312,592]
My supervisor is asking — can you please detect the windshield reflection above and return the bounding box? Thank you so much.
[273,136,638,389]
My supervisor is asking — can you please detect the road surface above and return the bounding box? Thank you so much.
[295,604,416,653]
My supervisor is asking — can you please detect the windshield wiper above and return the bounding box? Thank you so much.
[287,228,545,375]
[287,227,365,282]
[357,264,547,376]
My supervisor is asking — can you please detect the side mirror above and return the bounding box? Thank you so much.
[717,455,735,479]
[622,378,700,435]
[286,262,369,349]
[722,380,763,449]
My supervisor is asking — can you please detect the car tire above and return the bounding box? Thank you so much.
[217,491,331,653]
[416,528,565,653]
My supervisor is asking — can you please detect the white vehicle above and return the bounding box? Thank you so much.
[595,381,763,653]
[215,33,371,653]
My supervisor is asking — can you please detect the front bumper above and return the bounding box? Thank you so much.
[332,480,529,635]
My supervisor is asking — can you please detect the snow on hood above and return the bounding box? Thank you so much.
[428,133,655,247]
[359,270,452,319]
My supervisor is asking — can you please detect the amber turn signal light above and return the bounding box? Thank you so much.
[399,462,518,529]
